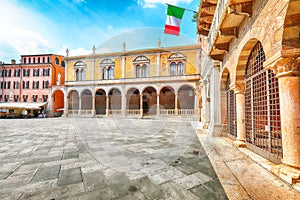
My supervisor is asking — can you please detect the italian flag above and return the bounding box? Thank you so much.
[164,5,185,36]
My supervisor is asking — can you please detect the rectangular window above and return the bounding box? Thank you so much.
[4,95,9,102]
[33,81,39,89]
[0,82,2,89]
[7,81,10,89]
[32,95,38,102]
[43,95,48,102]
[0,70,3,77]
[43,68,50,76]
[33,69,39,76]
[14,95,19,102]
[23,95,28,102]
[13,81,19,89]
[43,81,49,88]
[23,69,30,76]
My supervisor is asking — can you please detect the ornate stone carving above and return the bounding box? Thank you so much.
[100,59,115,66]
[231,80,245,94]
[270,57,300,78]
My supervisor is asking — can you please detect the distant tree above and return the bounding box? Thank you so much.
[192,13,198,23]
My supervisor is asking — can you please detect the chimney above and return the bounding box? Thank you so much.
[11,59,16,64]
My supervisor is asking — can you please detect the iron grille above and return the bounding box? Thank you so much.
[226,74,237,138]
[244,42,282,162]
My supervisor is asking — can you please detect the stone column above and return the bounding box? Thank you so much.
[200,80,209,128]
[140,94,143,117]
[274,58,300,168]
[175,93,178,115]
[63,91,68,117]
[106,95,109,116]
[92,94,95,116]
[78,94,81,115]
[156,94,160,115]
[232,85,246,147]
[194,90,200,117]
[121,93,126,116]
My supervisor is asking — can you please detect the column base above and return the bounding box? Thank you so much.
[199,121,209,129]
[210,124,226,137]
[233,140,246,148]
[272,164,300,185]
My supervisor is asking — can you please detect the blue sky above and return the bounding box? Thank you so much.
[0,0,199,62]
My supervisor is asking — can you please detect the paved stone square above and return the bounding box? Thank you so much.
[0,118,227,199]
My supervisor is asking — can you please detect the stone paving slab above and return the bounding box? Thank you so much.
[58,167,83,187]
[1,118,298,199]
[31,165,60,182]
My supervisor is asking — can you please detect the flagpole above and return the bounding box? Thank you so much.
[165,3,198,14]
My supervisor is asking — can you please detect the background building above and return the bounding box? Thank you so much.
[0,54,65,117]
[58,42,201,119]
[197,0,300,190]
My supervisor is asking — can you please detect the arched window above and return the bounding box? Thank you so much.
[136,65,141,78]
[62,61,65,68]
[133,56,149,78]
[73,61,87,81]
[81,69,86,81]
[100,59,115,80]
[171,62,176,75]
[108,67,114,79]
[55,58,59,65]
[103,68,107,79]
[75,69,80,81]
[178,62,183,75]
[168,53,186,76]
[142,64,147,77]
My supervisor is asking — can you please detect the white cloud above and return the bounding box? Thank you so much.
[138,0,193,8]
[0,0,54,61]
[4,28,50,55]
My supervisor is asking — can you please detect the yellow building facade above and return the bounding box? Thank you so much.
[59,44,201,118]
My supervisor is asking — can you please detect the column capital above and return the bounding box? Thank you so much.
[230,81,244,94]
[268,57,300,78]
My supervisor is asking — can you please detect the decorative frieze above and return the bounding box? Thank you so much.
[269,57,300,78]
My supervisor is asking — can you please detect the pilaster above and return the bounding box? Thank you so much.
[232,83,246,147]
[122,56,125,78]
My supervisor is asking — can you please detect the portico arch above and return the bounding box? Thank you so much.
[52,89,64,117]
[109,88,121,110]
[95,89,106,114]
[159,86,175,109]
[68,90,79,110]
[81,89,93,110]
[126,88,140,110]
[142,87,157,115]
[178,85,195,109]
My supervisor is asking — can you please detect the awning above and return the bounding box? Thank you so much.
[0,102,48,110]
